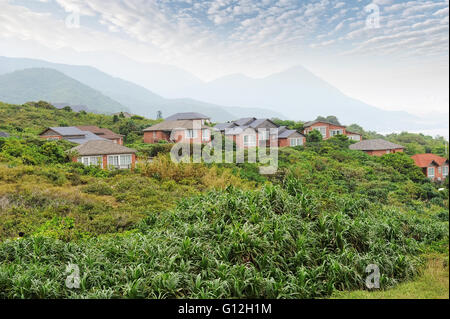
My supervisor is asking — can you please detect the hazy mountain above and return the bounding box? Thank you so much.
[0,68,128,113]
[177,66,448,132]
[0,56,285,121]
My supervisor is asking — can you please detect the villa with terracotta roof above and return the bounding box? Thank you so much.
[303,120,362,141]
[411,153,449,181]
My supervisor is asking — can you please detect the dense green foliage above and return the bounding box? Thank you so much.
[0,102,448,299]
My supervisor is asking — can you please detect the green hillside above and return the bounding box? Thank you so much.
[0,101,448,299]
[0,68,128,114]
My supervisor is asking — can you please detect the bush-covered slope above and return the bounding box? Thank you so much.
[0,69,128,113]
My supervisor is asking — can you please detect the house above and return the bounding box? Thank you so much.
[303,121,362,141]
[112,112,134,118]
[76,126,124,145]
[165,112,211,124]
[143,120,212,144]
[0,132,9,138]
[39,127,107,144]
[214,118,280,148]
[349,139,405,156]
[411,153,449,181]
[277,126,306,147]
[69,140,137,170]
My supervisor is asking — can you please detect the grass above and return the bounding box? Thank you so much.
[332,254,449,299]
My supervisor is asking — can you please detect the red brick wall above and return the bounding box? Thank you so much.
[425,164,449,181]
[364,148,404,156]
[144,129,211,144]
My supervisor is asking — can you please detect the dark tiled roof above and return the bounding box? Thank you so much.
[349,139,404,151]
[69,140,136,156]
[143,120,210,131]
[278,129,303,138]
[42,127,108,144]
[76,126,123,140]
[165,112,210,121]
[48,126,86,136]
[234,117,256,126]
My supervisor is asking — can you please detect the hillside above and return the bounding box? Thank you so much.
[0,120,448,298]
[0,56,285,121]
[0,68,128,113]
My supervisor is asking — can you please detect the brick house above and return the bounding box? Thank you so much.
[76,126,124,145]
[349,139,405,156]
[143,120,212,144]
[303,121,362,141]
[277,126,306,147]
[411,153,449,181]
[39,127,107,144]
[215,118,280,148]
[69,140,137,170]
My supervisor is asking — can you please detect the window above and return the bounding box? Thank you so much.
[46,137,60,141]
[428,167,435,178]
[120,155,132,167]
[108,155,119,168]
[443,166,448,176]
[79,156,102,167]
[313,127,327,138]
[202,129,209,141]
[349,135,361,141]
[243,135,256,147]
[153,132,157,139]
[438,167,442,174]
[258,130,269,141]
[289,138,303,146]
[330,129,343,137]
[185,129,198,139]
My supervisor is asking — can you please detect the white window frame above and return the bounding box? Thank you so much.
[314,126,327,138]
[289,138,303,146]
[258,130,269,141]
[185,129,198,139]
[202,129,209,141]
[243,134,256,147]
[330,129,343,137]
[428,167,435,178]
[443,166,448,176]
[79,156,102,167]
[438,167,442,174]
[107,154,133,169]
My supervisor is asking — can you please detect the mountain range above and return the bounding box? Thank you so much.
[0,55,447,134]
[0,56,284,121]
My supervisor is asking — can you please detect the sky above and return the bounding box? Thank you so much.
[0,0,449,118]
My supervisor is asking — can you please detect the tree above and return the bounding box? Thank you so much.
[306,129,323,143]
[157,110,163,120]
[62,106,72,112]
[113,115,119,123]
[315,115,341,125]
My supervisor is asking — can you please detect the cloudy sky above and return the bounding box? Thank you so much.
[0,0,449,118]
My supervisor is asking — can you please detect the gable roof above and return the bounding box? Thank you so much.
[278,126,304,138]
[411,153,449,168]
[45,127,86,136]
[303,120,345,128]
[40,127,108,144]
[69,140,136,156]
[0,132,9,138]
[234,117,257,126]
[143,120,210,132]
[165,112,210,121]
[349,139,404,151]
[76,126,123,139]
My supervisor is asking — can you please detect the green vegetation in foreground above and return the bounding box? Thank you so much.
[332,253,449,299]
[0,101,448,298]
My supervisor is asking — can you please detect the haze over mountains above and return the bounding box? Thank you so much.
[0,55,447,134]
